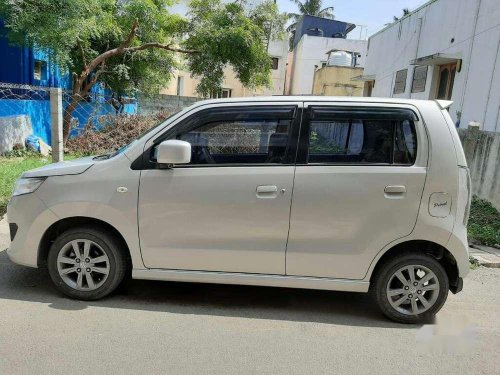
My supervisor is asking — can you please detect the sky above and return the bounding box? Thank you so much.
[170,0,429,38]
[276,0,427,38]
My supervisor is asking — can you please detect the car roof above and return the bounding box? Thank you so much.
[188,96,438,108]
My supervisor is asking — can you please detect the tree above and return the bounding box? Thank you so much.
[0,0,282,142]
[286,0,335,49]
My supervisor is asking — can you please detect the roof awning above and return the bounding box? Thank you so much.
[410,53,461,66]
[351,74,376,82]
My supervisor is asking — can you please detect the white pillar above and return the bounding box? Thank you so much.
[50,88,63,162]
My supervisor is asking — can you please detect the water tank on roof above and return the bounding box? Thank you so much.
[306,27,324,37]
[327,50,352,67]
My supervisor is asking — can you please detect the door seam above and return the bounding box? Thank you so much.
[285,105,304,275]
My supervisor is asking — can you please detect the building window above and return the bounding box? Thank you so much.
[210,88,232,99]
[393,69,408,94]
[436,63,457,100]
[411,66,428,93]
[321,61,327,68]
[33,60,47,81]
[176,76,184,96]
[271,57,279,70]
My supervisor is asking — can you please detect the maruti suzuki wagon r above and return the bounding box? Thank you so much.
[7,97,471,323]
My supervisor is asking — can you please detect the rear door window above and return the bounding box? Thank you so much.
[304,107,418,165]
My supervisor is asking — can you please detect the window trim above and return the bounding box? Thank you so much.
[138,105,302,169]
[297,106,418,166]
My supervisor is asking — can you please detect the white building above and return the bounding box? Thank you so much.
[360,0,500,132]
[287,35,367,95]
[263,39,289,96]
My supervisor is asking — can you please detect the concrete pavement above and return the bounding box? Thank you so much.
[0,218,499,374]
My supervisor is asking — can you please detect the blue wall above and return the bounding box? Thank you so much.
[1,19,137,146]
[0,95,137,145]
[293,15,356,47]
[0,98,51,143]
[0,20,67,88]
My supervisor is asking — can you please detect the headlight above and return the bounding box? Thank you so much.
[12,178,46,197]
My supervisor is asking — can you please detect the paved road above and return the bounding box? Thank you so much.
[0,220,499,374]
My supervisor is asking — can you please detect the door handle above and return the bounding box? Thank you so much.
[256,185,278,194]
[384,185,406,194]
[256,185,278,198]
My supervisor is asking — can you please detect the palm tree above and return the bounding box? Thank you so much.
[287,0,335,49]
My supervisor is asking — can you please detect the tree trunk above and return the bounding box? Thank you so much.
[60,19,196,145]
[63,96,80,143]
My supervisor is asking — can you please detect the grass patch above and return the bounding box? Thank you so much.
[0,154,50,218]
[468,196,500,248]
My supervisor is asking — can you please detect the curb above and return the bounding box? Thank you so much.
[469,245,500,268]
[0,217,10,251]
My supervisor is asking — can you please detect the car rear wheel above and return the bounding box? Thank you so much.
[47,227,128,300]
[371,253,449,323]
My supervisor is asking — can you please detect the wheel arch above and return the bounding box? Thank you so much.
[367,240,460,293]
[38,216,132,268]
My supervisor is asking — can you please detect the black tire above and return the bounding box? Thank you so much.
[47,226,129,300]
[371,253,449,324]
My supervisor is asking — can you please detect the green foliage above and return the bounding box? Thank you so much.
[1,148,43,159]
[185,0,280,96]
[287,1,335,26]
[249,0,288,41]
[309,131,342,153]
[469,256,480,269]
[0,0,282,96]
[468,196,500,247]
[0,0,119,69]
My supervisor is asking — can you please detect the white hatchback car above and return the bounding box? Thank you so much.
[7,97,471,323]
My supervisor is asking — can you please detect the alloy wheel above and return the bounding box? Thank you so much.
[56,239,110,291]
[386,264,440,316]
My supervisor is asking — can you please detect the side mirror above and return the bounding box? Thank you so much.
[157,140,191,165]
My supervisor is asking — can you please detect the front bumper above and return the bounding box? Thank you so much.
[7,193,58,268]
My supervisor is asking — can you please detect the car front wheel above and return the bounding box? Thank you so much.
[47,227,129,300]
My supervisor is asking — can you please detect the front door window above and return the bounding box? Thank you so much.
[174,119,291,165]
